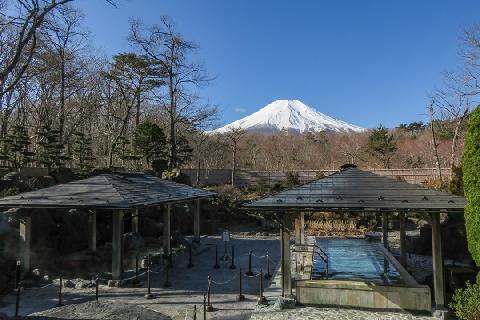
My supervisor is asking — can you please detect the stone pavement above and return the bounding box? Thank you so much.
[250,306,435,320]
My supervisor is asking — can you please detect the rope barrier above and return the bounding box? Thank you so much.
[210,272,238,286]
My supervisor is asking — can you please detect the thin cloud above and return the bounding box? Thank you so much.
[235,107,247,113]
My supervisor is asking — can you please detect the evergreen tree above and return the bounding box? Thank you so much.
[133,122,167,166]
[72,131,95,176]
[0,124,34,169]
[463,105,480,269]
[37,124,70,168]
[367,125,397,168]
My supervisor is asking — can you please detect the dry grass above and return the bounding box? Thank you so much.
[305,219,368,236]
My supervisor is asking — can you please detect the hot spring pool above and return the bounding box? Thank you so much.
[312,238,403,284]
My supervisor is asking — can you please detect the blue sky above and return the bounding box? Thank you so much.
[76,0,480,129]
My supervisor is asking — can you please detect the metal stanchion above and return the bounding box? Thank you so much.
[145,255,154,299]
[257,269,267,305]
[213,245,220,269]
[246,251,254,276]
[265,252,272,279]
[15,284,20,317]
[135,255,139,282]
[237,268,245,301]
[203,293,207,320]
[15,260,21,289]
[57,274,63,307]
[193,305,197,320]
[229,245,236,269]
[188,244,194,268]
[168,248,173,268]
[206,275,214,312]
[95,277,99,301]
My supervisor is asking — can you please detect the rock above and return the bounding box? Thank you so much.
[32,268,41,277]
[43,275,49,281]
[63,279,75,288]
[273,297,296,310]
[107,280,123,287]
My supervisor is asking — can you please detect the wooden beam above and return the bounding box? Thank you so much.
[112,210,124,280]
[131,208,139,234]
[194,199,201,243]
[431,213,445,309]
[294,215,301,245]
[300,212,305,244]
[382,212,388,249]
[399,212,407,267]
[19,215,32,272]
[163,204,171,254]
[88,210,97,252]
[281,214,292,296]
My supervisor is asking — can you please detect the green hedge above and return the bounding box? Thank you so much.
[449,281,480,320]
[463,105,480,267]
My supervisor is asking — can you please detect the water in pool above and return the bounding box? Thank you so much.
[312,238,403,284]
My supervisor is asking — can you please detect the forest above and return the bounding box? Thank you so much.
[0,1,478,184]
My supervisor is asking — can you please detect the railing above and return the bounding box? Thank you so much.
[292,243,329,279]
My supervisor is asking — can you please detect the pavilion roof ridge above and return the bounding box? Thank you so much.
[243,167,466,212]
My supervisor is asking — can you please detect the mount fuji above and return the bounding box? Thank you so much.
[212,100,365,134]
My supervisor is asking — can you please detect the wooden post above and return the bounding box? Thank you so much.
[132,208,139,234]
[163,204,171,254]
[300,212,305,244]
[399,212,407,267]
[88,210,97,252]
[431,213,445,310]
[382,212,388,249]
[281,214,292,296]
[112,210,124,280]
[194,199,201,243]
[294,215,301,245]
[280,227,285,296]
[19,215,32,272]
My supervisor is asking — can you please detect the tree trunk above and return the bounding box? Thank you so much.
[231,142,237,187]
[59,51,66,144]
[429,105,442,183]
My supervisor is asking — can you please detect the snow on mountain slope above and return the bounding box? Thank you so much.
[212,100,365,133]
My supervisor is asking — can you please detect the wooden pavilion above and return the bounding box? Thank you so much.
[0,172,215,281]
[244,165,466,314]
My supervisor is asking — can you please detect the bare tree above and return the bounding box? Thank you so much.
[224,127,246,187]
[129,17,213,170]
[428,102,443,183]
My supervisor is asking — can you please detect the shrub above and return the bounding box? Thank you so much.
[463,105,480,267]
[449,281,480,320]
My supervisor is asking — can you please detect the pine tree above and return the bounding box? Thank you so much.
[37,124,70,169]
[367,125,397,168]
[72,131,95,176]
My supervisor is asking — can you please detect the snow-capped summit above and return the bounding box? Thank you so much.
[212,100,365,134]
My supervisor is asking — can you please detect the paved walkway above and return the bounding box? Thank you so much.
[251,306,434,320]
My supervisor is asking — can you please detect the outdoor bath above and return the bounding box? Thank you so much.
[295,237,431,312]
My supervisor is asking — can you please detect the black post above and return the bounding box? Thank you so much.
[206,275,213,312]
[224,241,228,260]
[265,252,272,279]
[213,245,220,269]
[15,285,20,317]
[95,277,99,301]
[203,293,207,320]
[229,245,236,269]
[237,268,245,301]
[193,305,197,320]
[135,255,139,281]
[188,244,194,268]
[57,274,63,307]
[246,251,254,276]
[144,255,154,299]
[15,260,21,289]
[257,269,267,305]
[168,247,173,268]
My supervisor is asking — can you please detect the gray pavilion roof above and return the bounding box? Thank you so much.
[244,167,466,212]
[0,173,216,209]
